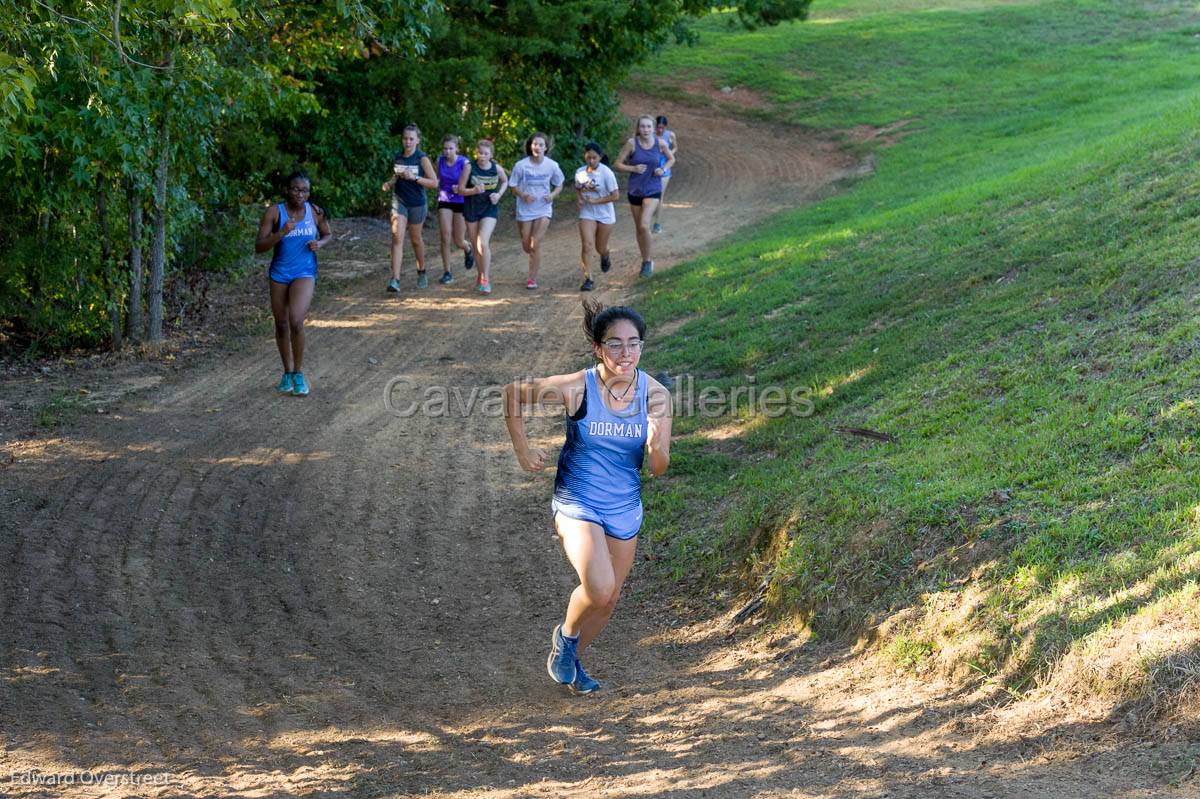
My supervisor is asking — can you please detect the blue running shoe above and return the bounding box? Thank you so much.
[277,372,294,394]
[570,658,600,695]
[464,248,475,270]
[438,270,453,285]
[547,625,578,684]
[640,260,654,278]
[292,372,309,397]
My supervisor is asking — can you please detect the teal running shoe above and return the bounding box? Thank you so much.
[547,625,578,684]
[291,372,309,397]
[386,278,401,293]
[277,372,294,394]
[416,271,429,289]
[639,260,654,278]
[570,658,600,695]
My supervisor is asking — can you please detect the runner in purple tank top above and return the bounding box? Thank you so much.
[614,115,674,278]
[434,134,475,285]
[504,300,672,694]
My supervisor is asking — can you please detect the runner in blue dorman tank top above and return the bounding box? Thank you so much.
[505,300,672,695]
[254,172,332,397]
[651,115,677,235]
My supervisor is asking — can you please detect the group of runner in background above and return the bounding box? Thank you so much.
[380,115,676,295]
[257,114,676,396]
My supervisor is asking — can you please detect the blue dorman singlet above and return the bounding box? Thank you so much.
[270,202,317,281]
[553,368,649,514]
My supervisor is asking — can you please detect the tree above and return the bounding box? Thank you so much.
[291,0,813,215]
[0,0,437,350]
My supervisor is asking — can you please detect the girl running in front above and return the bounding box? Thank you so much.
[434,134,474,285]
[455,138,508,294]
[504,300,672,694]
[509,132,564,290]
[650,115,677,234]
[614,115,674,278]
[254,171,332,397]
[380,123,438,293]
[574,142,619,292]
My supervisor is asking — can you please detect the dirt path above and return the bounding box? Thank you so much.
[1,96,1195,799]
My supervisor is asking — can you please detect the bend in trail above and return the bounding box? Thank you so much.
[0,96,1180,799]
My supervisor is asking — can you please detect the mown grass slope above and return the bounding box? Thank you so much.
[637,0,1200,717]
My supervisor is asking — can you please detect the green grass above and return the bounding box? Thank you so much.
[637,0,1200,702]
[35,390,85,429]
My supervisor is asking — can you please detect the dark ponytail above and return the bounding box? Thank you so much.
[584,141,610,168]
[582,299,646,346]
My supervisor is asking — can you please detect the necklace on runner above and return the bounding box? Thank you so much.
[600,370,636,403]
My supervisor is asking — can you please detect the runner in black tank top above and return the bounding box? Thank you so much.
[380,123,438,294]
[455,138,508,294]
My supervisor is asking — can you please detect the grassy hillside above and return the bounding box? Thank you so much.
[638,0,1200,718]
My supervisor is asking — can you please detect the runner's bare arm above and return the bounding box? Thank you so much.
[308,205,333,252]
[416,157,439,190]
[645,377,672,476]
[659,139,676,173]
[492,165,509,203]
[454,170,477,197]
[254,205,288,253]
[509,163,527,202]
[612,139,636,173]
[504,371,585,472]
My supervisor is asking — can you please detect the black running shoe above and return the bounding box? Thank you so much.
[600,254,611,273]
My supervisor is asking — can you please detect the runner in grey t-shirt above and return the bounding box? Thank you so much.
[509,132,564,290]
[574,142,619,292]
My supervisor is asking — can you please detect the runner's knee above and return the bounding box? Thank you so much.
[583,575,616,608]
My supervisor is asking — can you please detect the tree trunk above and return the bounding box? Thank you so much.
[148,92,170,343]
[97,176,122,350]
[127,181,144,344]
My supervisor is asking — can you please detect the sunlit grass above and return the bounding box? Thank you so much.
[636,0,1200,709]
